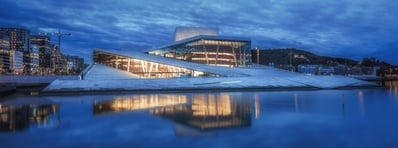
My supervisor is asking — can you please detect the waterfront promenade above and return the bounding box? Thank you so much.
[0,75,80,96]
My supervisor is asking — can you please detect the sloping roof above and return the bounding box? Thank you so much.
[84,64,140,80]
[94,48,249,77]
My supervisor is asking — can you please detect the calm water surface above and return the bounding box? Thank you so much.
[1,87,398,147]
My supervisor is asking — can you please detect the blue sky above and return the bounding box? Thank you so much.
[1,0,397,65]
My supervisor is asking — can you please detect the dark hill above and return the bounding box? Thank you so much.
[252,48,394,67]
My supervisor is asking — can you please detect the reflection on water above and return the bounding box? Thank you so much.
[3,89,393,135]
[383,81,398,95]
[0,104,59,132]
[294,93,299,112]
[94,93,253,132]
[150,93,251,132]
[93,94,188,114]
[254,94,260,119]
[358,90,365,113]
[2,89,398,147]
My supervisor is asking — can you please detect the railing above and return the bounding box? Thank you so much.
[79,64,95,80]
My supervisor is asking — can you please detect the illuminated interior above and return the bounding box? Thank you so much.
[93,50,219,78]
[148,36,252,67]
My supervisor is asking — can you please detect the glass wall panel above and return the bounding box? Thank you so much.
[93,50,220,78]
[149,37,251,67]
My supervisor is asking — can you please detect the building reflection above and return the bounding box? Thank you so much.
[254,94,260,119]
[93,93,252,133]
[0,104,59,132]
[150,93,252,131]
[384,81,398,96]
[93,95,188,114]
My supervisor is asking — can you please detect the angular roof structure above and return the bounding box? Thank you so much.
[94,48,249,77]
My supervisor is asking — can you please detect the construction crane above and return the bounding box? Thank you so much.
[37,29,71,72]
[38,29,71,52]
[56,30,71,52]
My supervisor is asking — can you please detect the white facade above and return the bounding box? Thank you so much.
[174,27,218,42]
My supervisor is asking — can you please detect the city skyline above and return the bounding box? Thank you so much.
[1,0,397,65]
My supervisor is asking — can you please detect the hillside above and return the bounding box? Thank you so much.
[252,48,395,67]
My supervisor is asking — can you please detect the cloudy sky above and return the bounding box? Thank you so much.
[1,0,397,65]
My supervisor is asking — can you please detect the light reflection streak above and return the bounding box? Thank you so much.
[254,94,260,119]
[358,90,365,113]
[294,94,299,112]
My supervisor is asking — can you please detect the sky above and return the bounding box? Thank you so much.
[1,0,397,65]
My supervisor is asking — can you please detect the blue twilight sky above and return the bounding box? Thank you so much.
[1,0,397,65]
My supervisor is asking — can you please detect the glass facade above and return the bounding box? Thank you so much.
[29,45,40,74]
[0,28,30,52]
[30,35,52,70]
[93,50,220,78]
[149,36,252,67]
[0,34,10,73]
[10,50,23,74]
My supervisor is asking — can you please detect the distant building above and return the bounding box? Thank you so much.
[65,55,84,74]
[0,28,30,52]
[30,35,52,74]
[174,27,218,42]
[28,44,40,74]
[10,50,23,74]
[297,65,334,75]
[0,28,85,75]
[297,65,318,74]
[30,34,85,75]
[51,45,63,72]
[1,28,31,74]
[334,64,349,75]
[0,34,11,73]
[319,66,335,75]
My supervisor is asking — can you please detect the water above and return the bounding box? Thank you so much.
[1,88,398,147]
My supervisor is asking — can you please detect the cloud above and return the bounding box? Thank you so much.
[1,0,397,65]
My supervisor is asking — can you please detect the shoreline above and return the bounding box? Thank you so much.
[0,84,16,97]
[0,83,49,98]
[39,85,383,96]
[1,81,385,98]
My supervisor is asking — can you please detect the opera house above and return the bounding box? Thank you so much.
[93,27,252,78]
[44,27,373,93]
